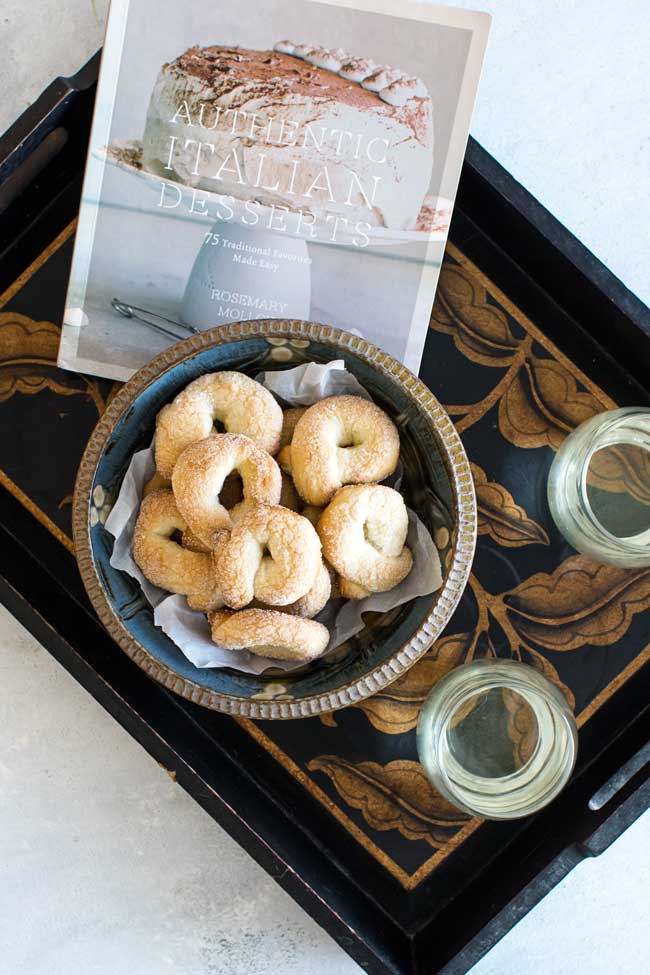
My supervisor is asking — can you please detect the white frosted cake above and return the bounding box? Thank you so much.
[142,42,433,230]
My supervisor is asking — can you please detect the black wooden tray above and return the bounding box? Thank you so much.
[1,56,650,975]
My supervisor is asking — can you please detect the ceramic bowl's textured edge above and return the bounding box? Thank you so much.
[73,320,477,719]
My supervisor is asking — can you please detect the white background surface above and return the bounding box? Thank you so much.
[2,1,650,973]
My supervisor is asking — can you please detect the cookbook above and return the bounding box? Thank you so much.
[58,0,490,380]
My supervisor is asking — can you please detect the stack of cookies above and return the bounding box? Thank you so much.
[133,371,414,661]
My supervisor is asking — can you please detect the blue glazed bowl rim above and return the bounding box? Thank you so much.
[73,320,477,719]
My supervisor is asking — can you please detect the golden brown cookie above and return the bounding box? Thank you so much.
[214,503,321,608]
[318,484,412,594]
[171,434,281,547]
[132,490,223,611]
[255,559,331,618]
[290,395,400,505]
[155,371,282,477]
[208,608,329,662]
[280,407,307,448]
[142,471,171,497]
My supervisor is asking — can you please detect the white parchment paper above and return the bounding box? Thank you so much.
[104,360,442,674]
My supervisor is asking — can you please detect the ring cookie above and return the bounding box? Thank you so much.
[133,490,223,611]
[290,395,400,505]
[318,484,413,594]
[209,608,329,662]
[215,503,322,608]
[172,434,281,547]
[155,371,283,477]
[255,558,331,619]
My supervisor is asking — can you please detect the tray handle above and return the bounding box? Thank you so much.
[579,739,650,857]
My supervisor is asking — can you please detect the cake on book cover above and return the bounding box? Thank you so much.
[142,41,434,231]
[58,0,490,382]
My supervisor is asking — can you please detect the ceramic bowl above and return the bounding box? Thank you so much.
[73,321,476,719]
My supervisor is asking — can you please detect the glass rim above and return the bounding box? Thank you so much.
[416,659,578,819]
[548,406,650,567]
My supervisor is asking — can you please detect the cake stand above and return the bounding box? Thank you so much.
[96,143,451,365]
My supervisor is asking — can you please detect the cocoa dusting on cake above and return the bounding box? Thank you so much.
[167,45,428,144]
[143,41,434,230]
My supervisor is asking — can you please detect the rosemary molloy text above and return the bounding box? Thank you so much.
[209,288,291,320]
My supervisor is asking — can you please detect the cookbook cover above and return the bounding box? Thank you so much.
[58,0,490,380]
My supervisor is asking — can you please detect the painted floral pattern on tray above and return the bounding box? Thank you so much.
[306,757,470,846]
[0,311,113,412]
[2,225,650,891]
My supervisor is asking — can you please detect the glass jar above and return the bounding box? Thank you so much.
[548,407,650,567]
[416,659,577,819]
